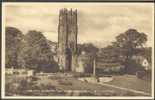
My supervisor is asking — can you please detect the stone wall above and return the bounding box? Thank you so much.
[76,52,94,73]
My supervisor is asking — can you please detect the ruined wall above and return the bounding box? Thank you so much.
[67,9,78,71]
[57,8,78,71]
[76,52,94,73]
[57,9,68,71]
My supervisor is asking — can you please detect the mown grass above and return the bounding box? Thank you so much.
[5,73,151,96]
[106,74,151,93]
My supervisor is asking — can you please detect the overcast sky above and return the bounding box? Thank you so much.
[4,3,154,48]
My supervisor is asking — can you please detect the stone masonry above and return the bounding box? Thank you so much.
[57,8,78,72]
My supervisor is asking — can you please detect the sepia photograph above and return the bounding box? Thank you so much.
[1,2,154,99]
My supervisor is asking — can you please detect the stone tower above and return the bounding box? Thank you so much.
[57,8,78,72]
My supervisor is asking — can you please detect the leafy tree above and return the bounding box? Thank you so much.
[5,27,23,68]
[78,43,99,56]
[19,30,58,72]
[111,29,148,73]
[112,29,147,61]
[97,45,122,63]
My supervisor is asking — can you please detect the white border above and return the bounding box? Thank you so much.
[1,2,154,99]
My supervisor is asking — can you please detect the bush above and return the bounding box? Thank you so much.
[136,70,151,80]
[136,71,146,79]
[124,59,144,75]
[96,66,125,76]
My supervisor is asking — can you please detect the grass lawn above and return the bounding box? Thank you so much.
[35,74,151,96]
[106,74,152,93]
[5,73,152,96]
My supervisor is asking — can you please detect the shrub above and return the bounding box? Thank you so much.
[136,71,145,79]
[96,66,125,76]
[125,59,144,74]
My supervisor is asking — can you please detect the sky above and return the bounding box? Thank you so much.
[4,3,154,48]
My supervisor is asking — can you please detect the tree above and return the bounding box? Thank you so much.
[112,29,148,74]
[97,45,121,63]
[5,27,23,68]
[113,29,147,61]
[78,43,99,56]
[19,30,58,72]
